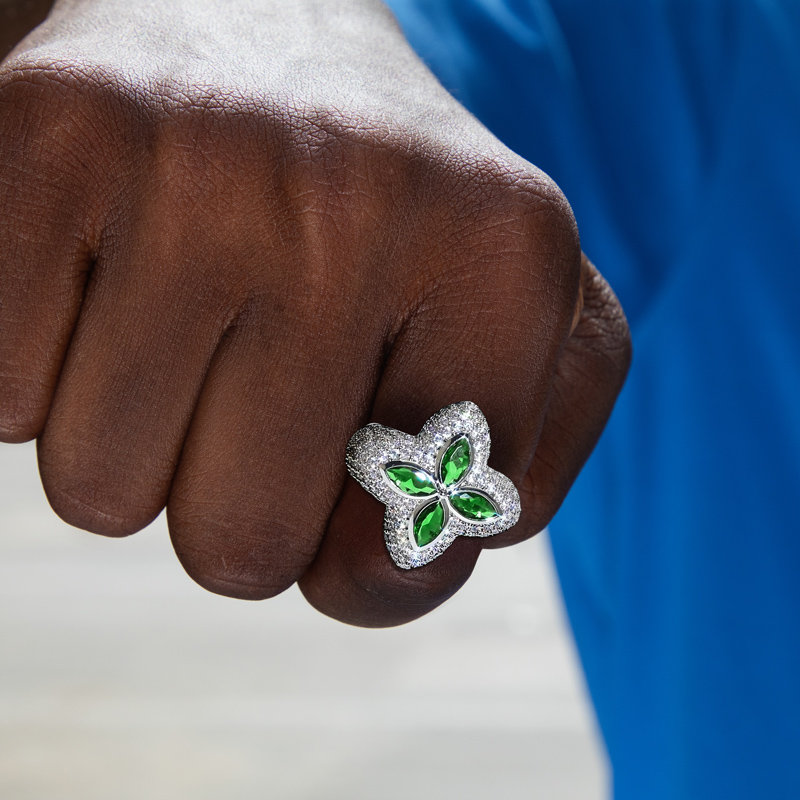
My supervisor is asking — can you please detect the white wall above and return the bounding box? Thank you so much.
[0,440,607,800]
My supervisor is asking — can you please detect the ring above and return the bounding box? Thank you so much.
[346,401,521,569]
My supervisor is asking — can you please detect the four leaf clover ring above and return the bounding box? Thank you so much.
[346,401,521,568]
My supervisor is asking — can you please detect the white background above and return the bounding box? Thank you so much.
[0,440,607,799]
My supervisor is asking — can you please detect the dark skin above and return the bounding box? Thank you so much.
[0,0,54,58]
[0,0,630,627]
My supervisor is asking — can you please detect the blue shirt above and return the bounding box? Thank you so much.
[386,1,800,797]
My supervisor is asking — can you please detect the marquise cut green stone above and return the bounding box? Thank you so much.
[413,499,446,547]
[449,491,499,521]
[384,465,437,496]
[440,436,471,486]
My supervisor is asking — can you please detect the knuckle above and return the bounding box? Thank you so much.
[168,503,318,601]
[38,439,164,537]
[281,117,410,241]
[0,59,102,141]
[0,375,50,443]
[575,265,633,382]
[484,157,579,249]
[461,151,575,230]
[350,543,477,612]
[412,151,581,308]
[503,175,581,307]
[0,59,149,216]
[41,478,154,537]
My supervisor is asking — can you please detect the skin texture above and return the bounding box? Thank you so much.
[0,0,631,627]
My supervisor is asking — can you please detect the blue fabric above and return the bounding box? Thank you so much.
[386,1,800,797]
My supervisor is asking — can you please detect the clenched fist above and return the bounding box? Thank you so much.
[0,0,630,626]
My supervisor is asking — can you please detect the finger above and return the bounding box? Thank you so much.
[37,213,236,537]
[497,254,631,543]
[0,74,95,442]
[569,257,586,335]
[166,281,386,600]
[299,184,581,627]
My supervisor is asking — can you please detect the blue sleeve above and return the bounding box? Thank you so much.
[385,2,800,798]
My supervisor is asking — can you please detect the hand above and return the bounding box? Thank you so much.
[0,0,630,626]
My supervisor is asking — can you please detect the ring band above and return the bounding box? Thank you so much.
[346,401,521,569]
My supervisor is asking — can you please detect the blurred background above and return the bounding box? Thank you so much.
[0,440,606,800]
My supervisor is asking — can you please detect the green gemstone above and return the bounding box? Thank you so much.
[384,464,437,496]
[413,500,447,547]
[449,491,499,521]
[440,436,471,486]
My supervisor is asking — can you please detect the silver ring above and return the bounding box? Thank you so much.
[345,401,521,569]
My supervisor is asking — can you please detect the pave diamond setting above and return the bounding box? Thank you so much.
[345,401,521,569]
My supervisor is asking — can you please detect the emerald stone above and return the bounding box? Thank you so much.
[384,464,436,496]
[413,499,446,547]
[440,436,471,486]
[449,491,499,521]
